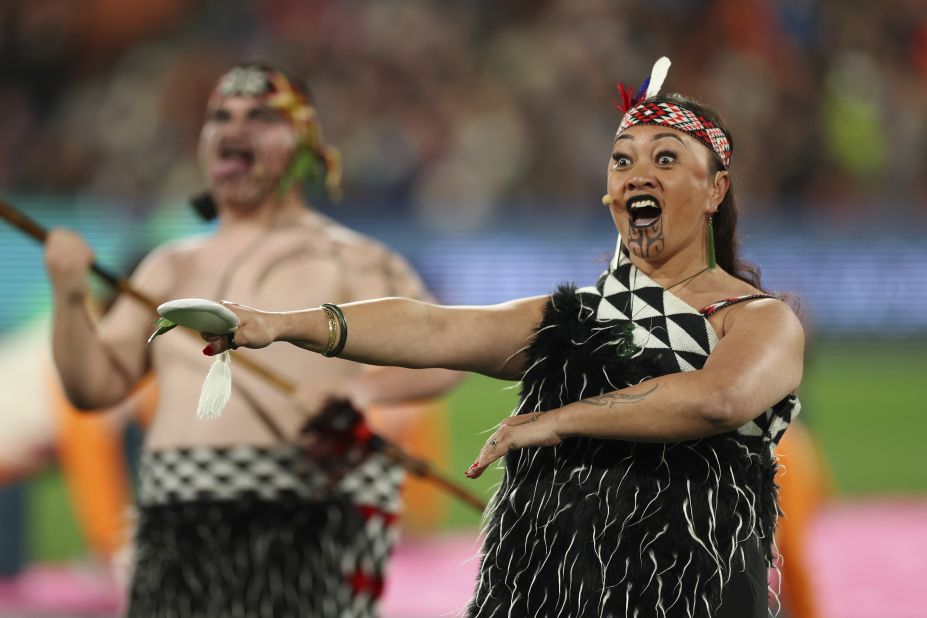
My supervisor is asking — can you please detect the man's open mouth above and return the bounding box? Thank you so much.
[213,140,255,180]
[626,195,662,228]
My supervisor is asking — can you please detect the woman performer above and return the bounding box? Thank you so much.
[202,58,803,617]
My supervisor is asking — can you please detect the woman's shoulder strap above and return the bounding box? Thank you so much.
[699,294,778,317]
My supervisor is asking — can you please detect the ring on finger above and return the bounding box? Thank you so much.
[226,333,239,351]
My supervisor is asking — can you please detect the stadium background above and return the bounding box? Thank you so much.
[1,1,925,616]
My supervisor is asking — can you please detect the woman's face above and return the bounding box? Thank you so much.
[605,124,728,265]
[198,95,299,212]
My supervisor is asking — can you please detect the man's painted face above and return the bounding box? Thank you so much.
[198,94,299,209]
[197,65,339,210]
[605,124,727,263]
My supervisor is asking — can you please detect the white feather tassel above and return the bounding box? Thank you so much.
[196,351,232,419]
[611,233,624,272]
[645,57,672,99]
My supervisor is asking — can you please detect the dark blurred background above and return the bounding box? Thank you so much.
[2,0,926,218]
[0,1,925,617]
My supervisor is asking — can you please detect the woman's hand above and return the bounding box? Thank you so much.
[202,301,280,355]
[465,411,563,479]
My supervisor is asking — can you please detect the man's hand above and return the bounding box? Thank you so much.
[44,229,94,301]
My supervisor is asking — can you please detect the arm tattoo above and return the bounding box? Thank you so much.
[584,383,659,408]
[513,413,543,424]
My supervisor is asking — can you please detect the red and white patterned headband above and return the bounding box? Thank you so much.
[615,57,732,169]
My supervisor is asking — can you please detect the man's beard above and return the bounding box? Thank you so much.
[212,173,279,211]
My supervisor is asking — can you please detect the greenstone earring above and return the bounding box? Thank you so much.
[707,214,717,269]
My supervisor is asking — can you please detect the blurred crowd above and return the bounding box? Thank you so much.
[1,0,926,227]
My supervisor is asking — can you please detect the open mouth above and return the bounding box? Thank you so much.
[626,195,662,228]
[213,140,255,181]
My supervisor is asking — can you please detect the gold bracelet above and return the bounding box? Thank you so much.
[320,303,348,357]
[320,305,338,355]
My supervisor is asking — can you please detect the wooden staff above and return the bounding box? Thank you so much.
[0,198,487,512]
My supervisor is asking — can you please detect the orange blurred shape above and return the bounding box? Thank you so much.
[52,373,158,558]
[367,401,449,533]
[775,420,833,618]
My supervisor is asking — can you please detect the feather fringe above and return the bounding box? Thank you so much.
[467,284,777,618]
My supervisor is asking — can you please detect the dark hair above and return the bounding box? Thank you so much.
[647,93,764,291]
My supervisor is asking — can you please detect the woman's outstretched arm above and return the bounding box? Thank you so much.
[204,296,549,381]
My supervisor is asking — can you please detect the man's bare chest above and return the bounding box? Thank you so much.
[168,238,347,309]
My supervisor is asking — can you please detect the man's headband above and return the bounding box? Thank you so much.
[208,64,342,199]
[615,57,732,169]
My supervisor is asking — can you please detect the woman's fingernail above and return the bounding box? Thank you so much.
[202,345,215,356]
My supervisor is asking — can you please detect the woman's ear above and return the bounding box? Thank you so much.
[708,170,730,214]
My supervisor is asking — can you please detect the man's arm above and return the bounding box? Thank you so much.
[334,366,465,409]
[46,230,172,410]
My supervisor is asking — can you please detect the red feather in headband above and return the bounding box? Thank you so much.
[614,80,649,114]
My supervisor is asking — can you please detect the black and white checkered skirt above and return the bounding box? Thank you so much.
[128,445,403,618]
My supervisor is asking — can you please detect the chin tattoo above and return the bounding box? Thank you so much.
[627,218,665,259]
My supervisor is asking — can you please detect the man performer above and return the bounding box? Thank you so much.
[44,62,461,618]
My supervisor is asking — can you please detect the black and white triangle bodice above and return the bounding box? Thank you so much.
[467,248,799,618]
[574,248,799,448]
